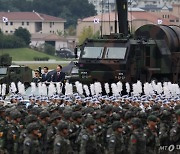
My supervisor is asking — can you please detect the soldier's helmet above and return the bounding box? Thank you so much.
[147,115,157,122]
[50,112,61,122]
[112,121,123,131]
[131,117,142,128]
[39,110,50,119]
[84,118,95,128]
[10,110,21,119]
[57,122,68,131]
[0,106,6,112]
[124,111,134,120]
[27,122,39,133]
[25,115,37,124]
[72,111,82,120]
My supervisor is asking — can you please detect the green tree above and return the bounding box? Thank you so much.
[44,43,55,55]
[0,0,96,28]
[14,27,31,45]
[78,26,100,45]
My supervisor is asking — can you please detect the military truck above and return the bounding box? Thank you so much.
[0,54,32,86]
[75,0,180,84]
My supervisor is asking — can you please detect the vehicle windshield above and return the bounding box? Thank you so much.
[105,47,127,59]
[81,47,104,59]
[71,67,79,74]
[0,68,7,75]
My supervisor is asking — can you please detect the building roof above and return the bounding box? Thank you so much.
[0,11,66,22]
[31,33,67,41]
[81,11,171,25]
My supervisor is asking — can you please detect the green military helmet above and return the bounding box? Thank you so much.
[72,111,82,120]
[63,110,72,120]
[39,110,50,119]
[112,121,123,131]
[147,115,158,122]
[124,111,134,120]
[0,106,6,112]
[99,111,106,118]
[25,115,38,124]
[84,118,95,128]
[131,117,142,128]
[26,122,39,133]
[57,122,68,131]
[50,112,62,122]
[175,109,180,116]
[10,110,21,119]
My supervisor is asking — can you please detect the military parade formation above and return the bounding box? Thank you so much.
[0,75,179,154]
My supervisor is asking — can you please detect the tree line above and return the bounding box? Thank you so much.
[0,0,96,28]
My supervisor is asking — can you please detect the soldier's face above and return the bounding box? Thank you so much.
[117,127,123,133]
[148,121,157,127]
[100,117,106,123]
[177,116,180,124]
[89,124,96,131]
[62,128,69,136]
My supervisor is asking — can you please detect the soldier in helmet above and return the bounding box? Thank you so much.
[6,110,22,154]
[69,111,83,153]
[159,109,172,151]
[170,109,180,149]
[0,106,7,154]
[78,118,99,154]
[46,112,62,154]
[23,122,41,154]
[129,117,146,154]
[108,121,125,154]
[53,122,73,154]
[145,115,159,154]
[94,111,108,154]
[38,110,50,154]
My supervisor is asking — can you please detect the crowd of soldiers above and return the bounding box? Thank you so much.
[0,91,180,154]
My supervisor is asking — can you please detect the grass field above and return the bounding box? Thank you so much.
[21,63,70,70]
[0,48,63,61]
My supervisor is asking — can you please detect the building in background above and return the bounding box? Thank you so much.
[77,8,180,37]
[89,0,180,14]
[0,11,66,34]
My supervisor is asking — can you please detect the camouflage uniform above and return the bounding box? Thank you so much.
[170,109,180,154]
[78,118,99,154]
[53,122,73,154]
[23,122,41,154]
[145,115,159,154]
[6,110,22,154]
[108,121,125,154]
[129,118,146,154]
[46,112,61,154]
[0,106,7,154]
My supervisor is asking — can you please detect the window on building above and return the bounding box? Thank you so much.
[10,22,13,25]
[5,31,8,33]
[22,22,24,25]
[110,26,113,32]
[50,31,51,33]
[170,20,174,22]
[5,22,8,26]
[53,22,54,25]
[27,22,29,26]
[176,20,179,22]
[50,22,52,28]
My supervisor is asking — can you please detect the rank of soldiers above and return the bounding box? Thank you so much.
[0,91,180,154]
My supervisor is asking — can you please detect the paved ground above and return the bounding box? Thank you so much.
[13,60,71,64]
